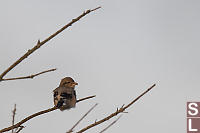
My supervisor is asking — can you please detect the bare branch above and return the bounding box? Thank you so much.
[99,115,122,133]
[2,68,56,81]
[77,84,156,133]
[76,95,96,103]
[0,6,101,81]
[67,103,98,133]
[15,126,24,133]
[0,95,96,133]
[91,6,101,12]
[11,104,16,133]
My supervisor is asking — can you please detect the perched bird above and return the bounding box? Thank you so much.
[53,77,78,111]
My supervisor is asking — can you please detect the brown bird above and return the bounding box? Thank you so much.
[53,77,78,111]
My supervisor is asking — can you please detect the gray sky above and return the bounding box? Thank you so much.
[0,0,200,132]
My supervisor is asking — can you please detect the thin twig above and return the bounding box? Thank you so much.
[0,95,96,133]
[2,68,56,81]
[99,115,122,133]
[76,95,96,103]
[67,103,98,133]
[15,126,24,133]
[77,84,156,133]
[11,104,16,133]
[0,6,101,81]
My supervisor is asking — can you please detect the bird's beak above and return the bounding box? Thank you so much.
[72,82,78,86]
[69,82,78,88]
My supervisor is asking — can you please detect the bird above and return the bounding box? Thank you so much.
[53,77,78,111]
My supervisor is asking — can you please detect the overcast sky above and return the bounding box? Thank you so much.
[0,0,200,133]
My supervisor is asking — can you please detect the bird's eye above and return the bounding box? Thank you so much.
[63,81,70,85]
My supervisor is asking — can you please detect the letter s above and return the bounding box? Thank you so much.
[188,103,198,116]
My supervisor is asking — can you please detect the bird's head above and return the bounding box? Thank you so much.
[59,77,78,88]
